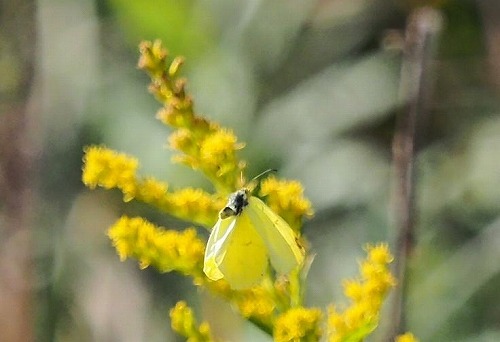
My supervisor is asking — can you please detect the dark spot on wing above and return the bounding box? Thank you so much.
[295,237,305,250]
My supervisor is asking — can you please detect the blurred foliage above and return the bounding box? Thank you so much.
[106,0,217,59]
[6,0,496,341]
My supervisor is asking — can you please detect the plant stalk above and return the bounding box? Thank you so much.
[387,7,442,339]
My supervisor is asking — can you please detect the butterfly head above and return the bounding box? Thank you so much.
[219,169,277,219]
[219,189,249,219]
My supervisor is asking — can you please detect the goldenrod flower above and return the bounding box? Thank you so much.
[140,185,222,227]
[234,286,276,326]
[327,243,397,342]
[138,40,245,192]
[135,177,169,203]
[395,332,419,342]
[367,242,394,264]
[82,147,221,227]
[165,188,223,227]
[170,128,245,192]
[170,301,213,342]
[169,129,196,155]
[107,216,205,278]
[274,307,322,342]
[82,146,138,201]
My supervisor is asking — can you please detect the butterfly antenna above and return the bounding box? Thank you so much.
[251,169,277,183]
[246,169,277,192]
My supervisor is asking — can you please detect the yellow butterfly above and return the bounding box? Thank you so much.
[203,186,305,289]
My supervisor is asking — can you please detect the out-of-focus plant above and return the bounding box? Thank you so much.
[82,40,416,341]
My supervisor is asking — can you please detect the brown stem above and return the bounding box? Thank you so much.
[0,0,37,341]
[387,7,442,339]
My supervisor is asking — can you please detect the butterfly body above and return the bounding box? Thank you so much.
[203,188,304,289]
[219,189,249,218]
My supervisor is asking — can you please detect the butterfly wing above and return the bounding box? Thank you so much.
[245,196,305,275]
[203,216,235,281]
[204,213,268,289]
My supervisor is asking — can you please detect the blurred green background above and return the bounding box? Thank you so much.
[1,0,500,341]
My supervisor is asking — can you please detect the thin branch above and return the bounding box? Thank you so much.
[387,7,442,339]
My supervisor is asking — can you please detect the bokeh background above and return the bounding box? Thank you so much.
[1,0,500,341]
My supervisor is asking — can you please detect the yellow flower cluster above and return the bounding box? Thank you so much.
[165,187,223,227]
[327,243,397,342]
[201,279,303,335]
[274,307,323,342]
[82,146,221,227]
[170,301,213,342]
[82,146,138,201]
[395,332,420,342]
[234,286,276,327]
[108,216,205,279]
[259,177,314,231]
[138,40,245,193]
[169,126,245,193]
